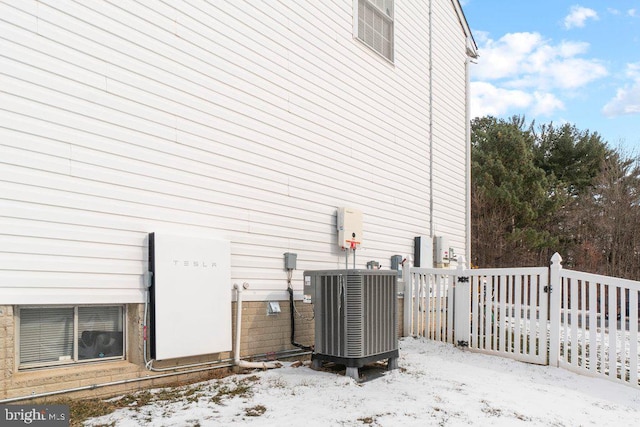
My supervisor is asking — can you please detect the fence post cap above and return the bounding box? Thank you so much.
[551,252,562,265]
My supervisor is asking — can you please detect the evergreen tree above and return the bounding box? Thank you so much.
[471,116,558,267]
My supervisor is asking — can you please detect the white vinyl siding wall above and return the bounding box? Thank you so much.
[0,1,468,303]
[431,1,470,253]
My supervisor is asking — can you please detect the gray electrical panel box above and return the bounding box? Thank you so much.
[434,236,450,264]
[284,252,297,270]
[391,255,403,279]
[414,235,433,268]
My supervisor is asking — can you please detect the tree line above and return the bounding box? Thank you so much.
[471,115,640,280]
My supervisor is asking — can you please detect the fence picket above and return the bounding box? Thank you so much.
[621,288,627,381]
[496,276,499,350]
[514,275,522,356]
[499,275,507,353]
[570,278,579,368]
[447,281,454,343]
[432,277,442,341]
[588,281,597,374]
[549,254,562,367]
[608,285,617,380]
[630,290,638,386]
[599,282,606,378]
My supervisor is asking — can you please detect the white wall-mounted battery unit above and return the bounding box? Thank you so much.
[337,207,363,249]
[149,233,231,360]
[434,236,450,264]
[414,236,433,268]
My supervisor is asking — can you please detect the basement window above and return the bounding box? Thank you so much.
[18,305,124,369]
[355,0,394,62]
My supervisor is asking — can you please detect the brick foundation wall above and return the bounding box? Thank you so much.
[1,306,15,399]
[0,297,403,402]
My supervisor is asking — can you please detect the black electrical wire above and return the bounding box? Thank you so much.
[288,279,313,351]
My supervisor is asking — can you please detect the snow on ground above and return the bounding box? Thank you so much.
[85,338,640,426]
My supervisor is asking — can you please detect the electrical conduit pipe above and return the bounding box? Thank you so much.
[234,282,282,369]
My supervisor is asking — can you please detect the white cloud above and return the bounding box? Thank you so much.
[470,82,564,118]
[602,62,640,117]
[564,6,599,29]
[531,92,565,116]
[629,9,637,17]
[627,63,640,79]
[470,31,607,120]
[472,32,544,81]
[602,84,640,116]
[470,82,532,117]
[544,58,608,89]
[472,32,607,91]
[608,8,621,15]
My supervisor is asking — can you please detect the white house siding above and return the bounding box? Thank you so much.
[0,1,471,304]
[431,0,471,257]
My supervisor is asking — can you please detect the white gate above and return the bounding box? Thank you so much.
[463,267,549,365]
[406,263,548,365]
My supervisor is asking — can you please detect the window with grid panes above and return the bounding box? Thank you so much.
[18,305,124,368]
[356,0,394,62]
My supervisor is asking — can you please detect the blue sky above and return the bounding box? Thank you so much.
[462,1,640,151]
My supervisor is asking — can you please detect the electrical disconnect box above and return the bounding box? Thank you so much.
[391,255,403,279]
[284,252,297,270]
[434,236,450,265]
[414,235,433,268]
[337,207,363,250]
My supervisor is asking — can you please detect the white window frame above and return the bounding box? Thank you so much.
[354,0,395,62]
[16,305,126,370]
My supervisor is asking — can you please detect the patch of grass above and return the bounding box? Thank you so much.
[209,377,256,404]
[244,404,266,417]
[480,400,503,417]
[513,411,531,421]
[53,367,235,426]
[54,398,121,427]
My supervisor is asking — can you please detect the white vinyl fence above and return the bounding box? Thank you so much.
[403,267,454,343]
[404,254,640,389]
[550,254,640,386]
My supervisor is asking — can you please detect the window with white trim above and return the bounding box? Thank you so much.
[356,0,394,62]
[18,305,124,369]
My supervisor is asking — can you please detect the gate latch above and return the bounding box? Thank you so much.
[457,340,469,347]
[457,276,469,283]
[544,285,552,293]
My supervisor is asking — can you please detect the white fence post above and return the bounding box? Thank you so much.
[454,256,471,346]
[549,252,562,367]
[403,267,414,337]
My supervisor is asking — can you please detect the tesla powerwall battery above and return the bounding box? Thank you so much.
[149,233,231,360]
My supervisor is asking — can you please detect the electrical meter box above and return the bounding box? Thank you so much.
[337,207,363,249]
[434,235,450,264]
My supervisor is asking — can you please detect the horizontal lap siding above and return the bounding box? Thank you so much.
[431,1,468,254]
[0,1,462,302]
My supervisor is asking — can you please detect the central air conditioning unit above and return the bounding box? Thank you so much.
[303,269,399,380]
